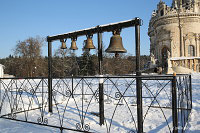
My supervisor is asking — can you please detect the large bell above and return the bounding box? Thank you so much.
[61,39,67,49]
[70,40,78,50]
[105,33,127,54]
[84,36,95,50]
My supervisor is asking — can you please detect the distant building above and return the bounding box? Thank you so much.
[0,64,4,78]
[148,0,200,73]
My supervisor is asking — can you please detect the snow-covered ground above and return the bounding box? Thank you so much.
[0,74,199,133]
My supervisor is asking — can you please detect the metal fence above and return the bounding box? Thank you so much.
[0,74,192,133]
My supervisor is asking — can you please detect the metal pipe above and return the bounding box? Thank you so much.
[189,75,192,109]
[135,18,141,73]
[72,75,74,98]
[172,73,178,133]
[98,31,103,75]
[135,18,143,133]
[136,72,143,133]
[98,31,104,125]
[48,40,53,113]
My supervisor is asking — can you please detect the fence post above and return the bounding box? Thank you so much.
[172,73,178,133]
[72,75,74,98]
[135,18,143,133]
[97,30,104,125]
[48,40,53,113]
[136,72,143,133]
[189,75,192,109]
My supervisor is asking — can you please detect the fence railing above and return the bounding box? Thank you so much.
[0,74,192,133]
[176,75,192,132]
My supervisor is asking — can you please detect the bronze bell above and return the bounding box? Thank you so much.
[84,36,95,50]
[105,31,127,54]
[60,39,67,49]
[70,39,78,50]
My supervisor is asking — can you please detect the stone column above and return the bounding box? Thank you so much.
[183,37,186,57]
[194,59,196,71]
[185,59,188,68]
[196,35,199,57]
[195,35,198,57]
[190,59,193,69]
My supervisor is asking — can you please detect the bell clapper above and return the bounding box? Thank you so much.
[115,52,119,58]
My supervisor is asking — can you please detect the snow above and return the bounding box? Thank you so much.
[0,74,199,133]
[48,18,136,39]
[170,57,200,60]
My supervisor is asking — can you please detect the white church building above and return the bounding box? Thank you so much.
[0,64,4,78]
[148,0,200,73]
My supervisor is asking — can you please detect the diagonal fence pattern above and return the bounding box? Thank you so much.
[0,75,192,133]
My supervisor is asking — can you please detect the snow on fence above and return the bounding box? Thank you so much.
[0,75,192,133]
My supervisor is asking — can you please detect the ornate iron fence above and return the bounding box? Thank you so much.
[176,75,192,132]
[0,74,192,133]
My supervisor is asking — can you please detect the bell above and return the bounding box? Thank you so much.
[105,33,127,54]
[70,40,78,50]
[84,36,95,50]
[61,39,67,49]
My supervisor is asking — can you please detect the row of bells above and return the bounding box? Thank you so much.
[61,33,127,55]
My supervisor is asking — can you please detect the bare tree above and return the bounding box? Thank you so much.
[53,48,80,77]
[14,36,45,77]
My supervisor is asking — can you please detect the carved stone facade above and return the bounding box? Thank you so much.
[148,0,200,72]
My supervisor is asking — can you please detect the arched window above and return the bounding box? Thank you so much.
[161,47,169,68]
[188,45,195,56]
[162,47,169,60]
[160,9,164,16]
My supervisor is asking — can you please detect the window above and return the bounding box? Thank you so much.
[188,45,195,56]
[161,47,169,68]
[160,9,164,16]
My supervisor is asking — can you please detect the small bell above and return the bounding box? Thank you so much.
[105,30,127,54]
[70,39,78,50]
[60,39,67,49]
[84,35,95,50]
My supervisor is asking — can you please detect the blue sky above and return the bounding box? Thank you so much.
[0,0,172,58]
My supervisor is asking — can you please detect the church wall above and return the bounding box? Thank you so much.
[149,19,181,60]
[148,0,200,72]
